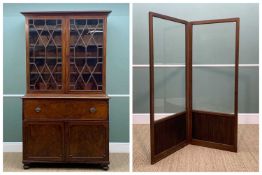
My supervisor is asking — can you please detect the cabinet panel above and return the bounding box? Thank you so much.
[23,98,108,120]
[28,18,64,92]
[66,121,109,162]
[68,18,105,92]
[23,121,64,161]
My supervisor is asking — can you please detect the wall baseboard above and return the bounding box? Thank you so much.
[109,142,129,153]
[3,142,129,153]
[133,113,259,124]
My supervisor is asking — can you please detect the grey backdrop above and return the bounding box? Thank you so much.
[133,3,259,114]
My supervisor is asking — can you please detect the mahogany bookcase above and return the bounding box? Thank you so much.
[21,11,111,170]
[149,12,239,164]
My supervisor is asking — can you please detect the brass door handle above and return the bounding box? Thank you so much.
[35,107,41,113]
[89,107,97,113]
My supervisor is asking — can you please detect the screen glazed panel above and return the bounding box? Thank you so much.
[153,17,185,65]
[192,23,236,113]
[153,17,186,120]
[28,19,63,91]
[192,23,236,64]
[149,12,188,164]
[69,18,104,91]
[154,68,185,120]
[193,67,235,113]
[191,20,238,152]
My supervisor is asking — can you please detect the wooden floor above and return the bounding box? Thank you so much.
[133,124,259,172]
[4,153,129,172]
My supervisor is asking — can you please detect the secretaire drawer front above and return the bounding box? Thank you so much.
[23,99,108,120]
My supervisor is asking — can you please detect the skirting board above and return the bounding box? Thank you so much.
[133,113,259,124]
[3,142,129,153]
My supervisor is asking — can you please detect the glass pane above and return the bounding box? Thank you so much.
[193,67,234,113]
[193,23,236,64]
[29,19,62,91]
[133,67,259,114]
[192,22,236,113]
[154,68,185,120]
[153,18,185,65]
[69,18,104,91]
[153,17,186,120]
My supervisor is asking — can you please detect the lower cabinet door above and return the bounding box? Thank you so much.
[23,121,64,162]
[66,121,109,162]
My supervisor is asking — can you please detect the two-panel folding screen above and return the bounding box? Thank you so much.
[149,12,239,164]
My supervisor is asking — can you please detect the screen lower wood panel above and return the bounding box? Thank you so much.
[154,112,186,155]
[192,111,235,145]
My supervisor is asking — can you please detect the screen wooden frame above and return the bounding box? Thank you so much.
[149,11,240,164]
